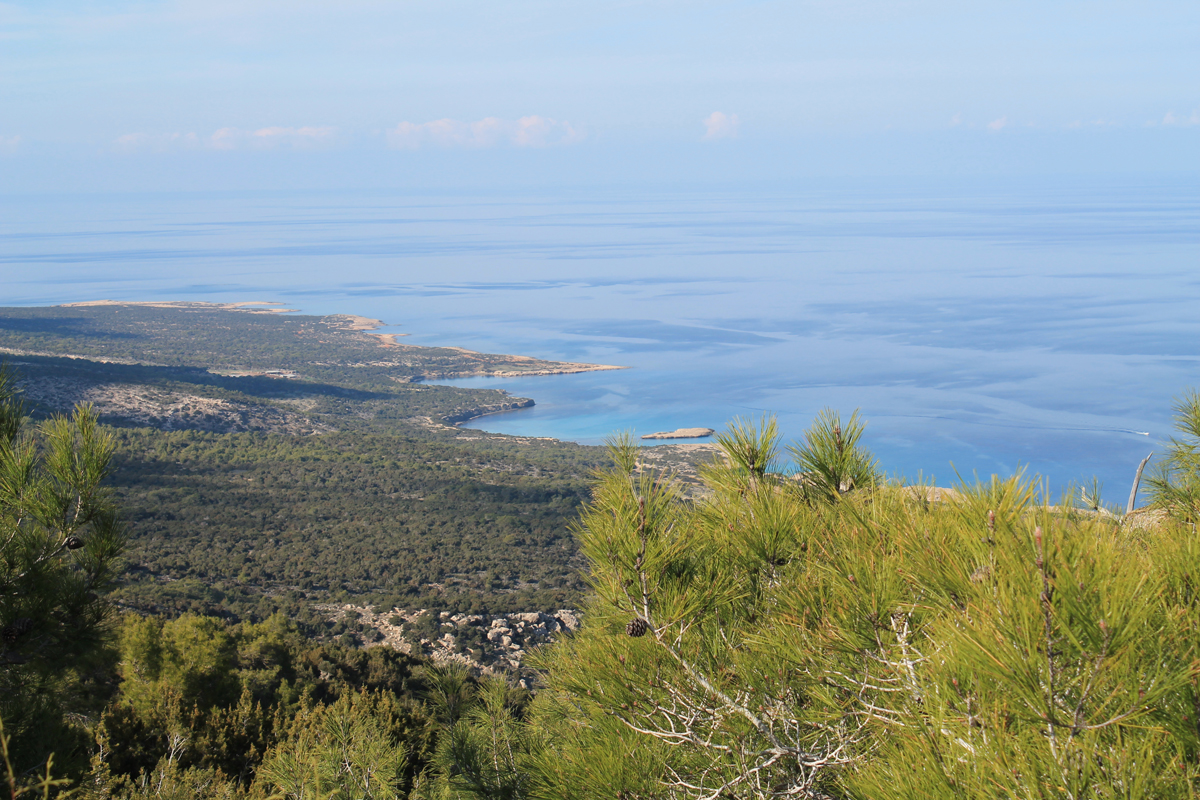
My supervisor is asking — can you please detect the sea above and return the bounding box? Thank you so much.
[3,176,1198,505]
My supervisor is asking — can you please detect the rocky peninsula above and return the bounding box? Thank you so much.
[0,302,628,435]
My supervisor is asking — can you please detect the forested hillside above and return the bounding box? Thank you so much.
[110,426,601,620]
[0,303,640,619]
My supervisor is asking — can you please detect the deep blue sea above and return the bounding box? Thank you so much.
[3,178,1198,504]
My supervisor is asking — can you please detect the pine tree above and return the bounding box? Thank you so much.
[256,692,408,800]
[1148,388,1200,522]
[527,409,1200,799]
[0,363,126,778]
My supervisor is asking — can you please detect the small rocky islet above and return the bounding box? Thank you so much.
[641,427,716,440]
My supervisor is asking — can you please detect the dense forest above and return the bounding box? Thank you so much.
[109,426,602,620]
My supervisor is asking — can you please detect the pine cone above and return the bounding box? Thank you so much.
[64,536,85,550]
[2,618,33,646]
[625,617,648,638]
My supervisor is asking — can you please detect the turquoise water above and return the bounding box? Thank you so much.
[2,178,1197,501]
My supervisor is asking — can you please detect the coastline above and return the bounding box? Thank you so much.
[418,364,628,380]
[440,398,537,426]
[61,299,301,313]
[324,316,628,377]
[51,300,627,380]
[23,300,641,442]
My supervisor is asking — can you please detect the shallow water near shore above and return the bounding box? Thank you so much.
[2,177,1198,504]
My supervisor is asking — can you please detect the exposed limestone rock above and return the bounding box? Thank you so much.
[17,376,331,435]
[316,604,583,677]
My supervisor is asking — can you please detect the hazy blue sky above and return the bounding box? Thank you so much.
[1,1,1196,190]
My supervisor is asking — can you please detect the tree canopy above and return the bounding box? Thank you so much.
[0,365,126,780]
[526,411,1200,798]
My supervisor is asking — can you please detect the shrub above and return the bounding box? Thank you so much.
[1148,388,1200,522]
[527,412,1200,799]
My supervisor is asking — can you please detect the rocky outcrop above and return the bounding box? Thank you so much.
[17,376,332,435]
[440,398,535,425]
[316,605,581,681]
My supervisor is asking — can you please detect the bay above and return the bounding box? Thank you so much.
[2,177,1198,503]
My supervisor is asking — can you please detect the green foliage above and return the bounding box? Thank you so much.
[417,678,529,800]
[88,612,435,798]
[0,363,25,444]
[419,665,478,730]
[522,692,662,800]
[788,407,880,502]
[714,415,781,481]
[97,762,244,800]
[580,433,740,638]
[257,692,408,800]
[118,615,239,714]
[1070,475,1117,514]
[531,411,1200,799]
[106,427,600,620]
[0,711,74,799]
[842,486,1200,798]
[1148,388,1200,522]
[603,431,639,476]
[0,369,126,776]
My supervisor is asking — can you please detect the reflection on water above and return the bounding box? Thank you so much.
[1,179,1197,502]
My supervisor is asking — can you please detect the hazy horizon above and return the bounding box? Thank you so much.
[1,1,1197,193]
[3,1,1198,503]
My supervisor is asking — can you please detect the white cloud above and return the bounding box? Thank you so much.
[702,111,739,140]
[949,113,962,127]
[986,115,1008,131]
[210,126,336,150]
[387,116,581,149]
[0,135,21,154]
[1160,110,1200,127]
[513,115,580,147]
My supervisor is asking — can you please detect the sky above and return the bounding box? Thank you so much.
[0,0,1197,191]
